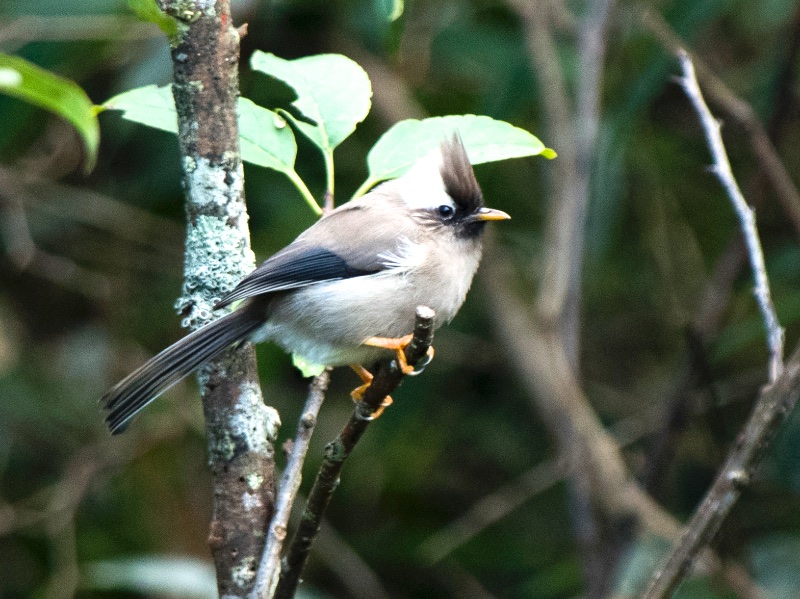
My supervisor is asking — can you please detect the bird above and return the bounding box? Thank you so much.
[102,134,510,434]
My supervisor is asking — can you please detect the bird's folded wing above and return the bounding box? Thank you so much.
[215,199,416,309]
[215,244,383,308]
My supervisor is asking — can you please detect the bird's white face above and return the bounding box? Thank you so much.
[394,148,456,213]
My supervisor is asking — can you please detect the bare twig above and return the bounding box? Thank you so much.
[642,344,800,598]
[0,185,113,302]
[511,0,631,593]
[416,401,675,565]
[642,2,800,505]
[638,50,792,599]
[482,255,764,599]
[274,307,436,599]
[510,0,580,360]
[677,52,784,382]
[641,9,800,235]
[253,370,330,599]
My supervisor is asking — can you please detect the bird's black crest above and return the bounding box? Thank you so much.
[440,134,484,213]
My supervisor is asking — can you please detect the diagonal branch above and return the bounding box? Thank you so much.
[253,370,330,598]
[676,51,784,382]
[642,344,800,598]
[640,51,794,599]
[273,307,436,599]
[641,9,800,235]
[482,254,764,599]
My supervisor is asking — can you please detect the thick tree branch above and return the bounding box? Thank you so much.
[273,307,436,599]
[159,1,278,596]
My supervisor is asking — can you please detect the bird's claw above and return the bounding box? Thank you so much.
[354,395,393,420]
[405,346,434,376]
[363,333,435,375]
[349,365,392,419]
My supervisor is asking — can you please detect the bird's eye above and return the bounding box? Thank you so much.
[437,205,455,219]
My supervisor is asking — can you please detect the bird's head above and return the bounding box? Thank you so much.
[394,134,510,237]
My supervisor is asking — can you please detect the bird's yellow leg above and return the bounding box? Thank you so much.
[363,334,435,375]
[362,334,416,374]
[349,364,393,418]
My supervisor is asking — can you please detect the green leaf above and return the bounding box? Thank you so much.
[102,84,178,134]
[127,0,179,41]
[292,354,327,378]
[102,85,298,175]
[250,52,372,152]
[357,115,556,196]
[102,85,321,214]
[237,98,298,173]
[0,53,99,173]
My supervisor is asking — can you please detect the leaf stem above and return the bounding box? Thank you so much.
[324,149,335,202]
[286,169,322,216]
[351,176,378,200]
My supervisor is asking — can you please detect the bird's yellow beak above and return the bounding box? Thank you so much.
[474,207,511,221]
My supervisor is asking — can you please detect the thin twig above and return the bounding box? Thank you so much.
[482,255,764,599]
[642,344,800,598]
[253,370,330,599]
[416,401,673,566]
[676,51,784,382]
[274,307,436,599]
[639,50,793,599]
[641,10,800,234]
[0,194,113,302]
[641,2,800,506]
[510,0,579,348]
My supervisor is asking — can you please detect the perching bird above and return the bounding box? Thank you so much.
[102,135,510,433]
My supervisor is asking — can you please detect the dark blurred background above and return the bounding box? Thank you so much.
[2,0,800,597]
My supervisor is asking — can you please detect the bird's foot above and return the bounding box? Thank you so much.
[349,364,393,419]
[407,346,435,376]
[363,333,434,375]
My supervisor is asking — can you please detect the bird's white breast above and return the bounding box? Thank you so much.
[255,235,482,367]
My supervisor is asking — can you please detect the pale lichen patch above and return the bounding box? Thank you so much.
[246,472,264,490]
[177,213,254,329]
[231,556,257,588]
[227,383,280,454]
[241,491,262,511]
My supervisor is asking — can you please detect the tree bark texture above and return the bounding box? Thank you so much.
[160,1,279,596]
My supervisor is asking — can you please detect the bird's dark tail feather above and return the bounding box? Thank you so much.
[103,309,263,434]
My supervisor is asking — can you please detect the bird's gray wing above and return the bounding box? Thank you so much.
[214,244,381,308]
[215,199,413,309]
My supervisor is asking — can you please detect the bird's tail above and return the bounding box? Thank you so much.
[103,309,263,434]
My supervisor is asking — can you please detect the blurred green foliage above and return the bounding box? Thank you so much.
[2,0,800,598]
